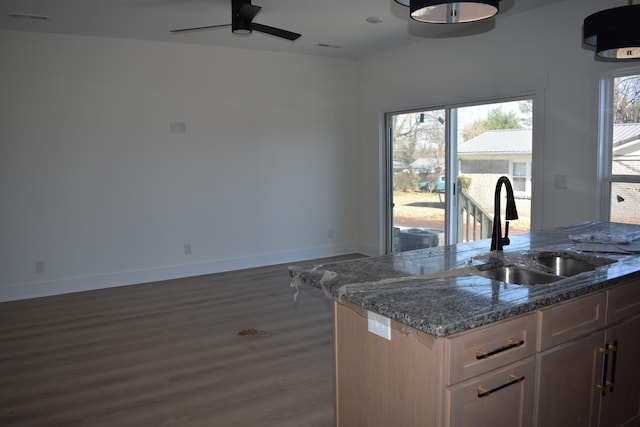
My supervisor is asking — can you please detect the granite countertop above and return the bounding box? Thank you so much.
[289,221,640,338]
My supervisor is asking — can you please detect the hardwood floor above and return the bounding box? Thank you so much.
[0,255,364,427]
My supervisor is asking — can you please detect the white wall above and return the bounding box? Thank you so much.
[354,0,631,256]
[0,31,359,300]
[2,0,634,301]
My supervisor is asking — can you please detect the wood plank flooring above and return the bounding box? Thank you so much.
[0,255,364,427]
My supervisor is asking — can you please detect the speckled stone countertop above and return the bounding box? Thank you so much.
[289,221,640,337]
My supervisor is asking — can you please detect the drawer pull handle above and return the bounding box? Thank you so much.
[597,341,618,395]
[477,374,525,398]
[475,339,524,360]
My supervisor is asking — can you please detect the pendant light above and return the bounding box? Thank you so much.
[394,0,499,24]
[583,2,640,60]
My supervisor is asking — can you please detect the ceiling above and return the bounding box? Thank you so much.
[0,0,564,59]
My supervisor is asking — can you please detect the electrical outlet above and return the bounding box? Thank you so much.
[184,243,192,256]
[368,311,391,340]
[554,174,567,190]
[328,228,334,239]
[170,121,186,134]
[35,260,45,273]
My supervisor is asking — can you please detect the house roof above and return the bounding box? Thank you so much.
[458,129,531,154]
[458,124,640,155]
[613,123,640,148]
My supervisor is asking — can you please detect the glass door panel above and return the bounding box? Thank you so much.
[387,99,533,253]
[456,101,532,242]
[389,110,446,253]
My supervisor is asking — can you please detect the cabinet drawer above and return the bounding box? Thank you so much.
[444,356,535,427]
[537,292,606,352]
[607,279,640,325]
[444,313,536,385]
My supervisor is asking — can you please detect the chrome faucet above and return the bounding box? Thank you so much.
[490,176,519,251]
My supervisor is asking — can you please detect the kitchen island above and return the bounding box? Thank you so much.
[290,221,640,427]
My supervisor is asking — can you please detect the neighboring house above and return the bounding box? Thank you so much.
[611,123,640,222]
[458,129,532,217]
[457,124,640,220]
[612,123,640,175]
[410,158,435,173]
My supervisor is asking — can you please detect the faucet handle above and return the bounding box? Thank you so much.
[502,221,511,246]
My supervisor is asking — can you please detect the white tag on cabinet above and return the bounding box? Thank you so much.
[368,311,391,340]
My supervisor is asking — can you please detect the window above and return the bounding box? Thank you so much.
[512,162,527,192]
[386,98,533,252]
[599,69,640,224]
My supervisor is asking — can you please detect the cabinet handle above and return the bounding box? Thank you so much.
[477,374,525,398]
[597,345,610,396]
[475,339,524,360]
[608,341,618,393]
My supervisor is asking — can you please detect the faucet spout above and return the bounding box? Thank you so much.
[490,176,519,251]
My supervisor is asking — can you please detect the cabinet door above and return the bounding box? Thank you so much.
[599,315,640,427]
[606,279,640,326]
[445,357,535,427]
[537,330,605,427]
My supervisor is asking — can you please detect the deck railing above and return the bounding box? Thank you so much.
[457,189,493,243]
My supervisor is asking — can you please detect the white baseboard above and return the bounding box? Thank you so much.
[0,243,357,302]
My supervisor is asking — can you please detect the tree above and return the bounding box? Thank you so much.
[518,100,533,127]
[392,111,445,192]
[462,107,524,141]
[485,107,523,129]
[614,75,640,123]
[393,111,445,169]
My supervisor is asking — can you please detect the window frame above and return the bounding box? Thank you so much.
[384,95,539,252]
[510,160,529,194]
[597,67,640,221]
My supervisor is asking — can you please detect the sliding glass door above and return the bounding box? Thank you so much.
[386,99,533,253]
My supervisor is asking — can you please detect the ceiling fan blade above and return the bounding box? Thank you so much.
[252,23,301,41]
[170,24,230,34]
[238,3,261,22]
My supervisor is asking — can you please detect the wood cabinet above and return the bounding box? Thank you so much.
[536,330,605,427]
[333,301,440,427]
[536,281,640,427]
[445,356,535,427]
[334,302,536,426]
[333,278,640,427]
[597,282,640,427]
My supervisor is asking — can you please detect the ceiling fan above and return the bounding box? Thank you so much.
[170,0,301,41]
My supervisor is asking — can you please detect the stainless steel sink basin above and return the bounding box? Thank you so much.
[474,265,563,286]
[535,256,601,276]
[528,251,617,277]
[472,250,617,286]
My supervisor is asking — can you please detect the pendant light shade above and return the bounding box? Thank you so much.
[583,4,640,60]
[394,0,499,24]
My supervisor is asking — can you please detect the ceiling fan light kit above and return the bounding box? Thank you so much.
[583,2,640,60]
[394,0,499,24]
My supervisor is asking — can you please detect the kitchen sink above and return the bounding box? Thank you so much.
[472,250,616,286]
[527,251,617,277]
[474,265,563,286]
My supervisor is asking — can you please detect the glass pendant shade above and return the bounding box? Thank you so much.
[394,1,499,23]
[583,4,640,60]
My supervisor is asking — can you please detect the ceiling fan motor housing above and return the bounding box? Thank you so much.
[232,0,256,35]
